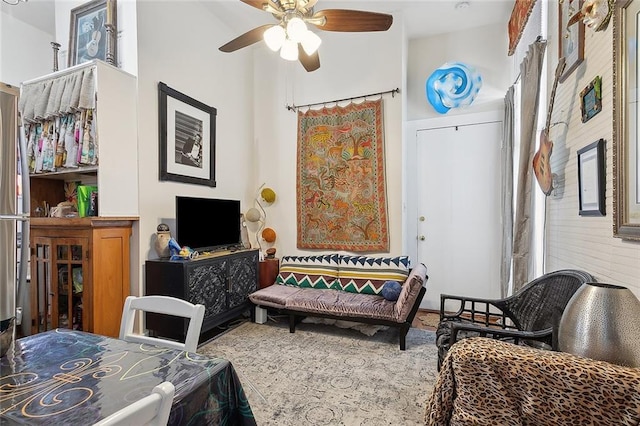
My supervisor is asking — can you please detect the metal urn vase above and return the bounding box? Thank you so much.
[558,283,640,367]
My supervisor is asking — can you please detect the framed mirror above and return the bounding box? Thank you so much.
[613,0,640,240]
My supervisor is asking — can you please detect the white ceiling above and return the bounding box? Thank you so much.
[207,0,514,41]
[1,0,55,35]
[2,0,514,42]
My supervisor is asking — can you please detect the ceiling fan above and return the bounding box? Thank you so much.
[219,0,393,72]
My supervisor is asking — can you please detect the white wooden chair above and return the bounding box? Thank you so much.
[94,381,175,426]
[119,295,205,353]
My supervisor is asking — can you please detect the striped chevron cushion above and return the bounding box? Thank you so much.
[338,255,411,295]
[275,254,341,290]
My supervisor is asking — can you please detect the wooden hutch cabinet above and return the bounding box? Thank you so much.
[22,61,139,338]
[30,217,136,337]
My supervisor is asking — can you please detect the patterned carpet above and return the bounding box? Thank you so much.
[199,320,439,425]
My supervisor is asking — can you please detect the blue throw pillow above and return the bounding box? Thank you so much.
[381,280,402,301]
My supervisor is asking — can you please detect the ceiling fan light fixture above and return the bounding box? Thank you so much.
[264,25,286,51]
[286,17,308,42]
[221,1,393,72]
[301,30,322,55]
[280,39,299,61]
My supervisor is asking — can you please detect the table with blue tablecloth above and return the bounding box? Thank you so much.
[0,329,255,425]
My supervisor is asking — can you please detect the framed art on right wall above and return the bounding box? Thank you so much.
[580,76,602,123]
[613,0,640,240]
[559,0,585,82]
[577,139,606,216]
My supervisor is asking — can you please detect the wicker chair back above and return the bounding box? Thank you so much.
[497,269,595,333]
[436,269,595,370]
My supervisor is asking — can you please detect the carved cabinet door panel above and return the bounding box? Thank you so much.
[188,260,228,320]
[227,252,258,309]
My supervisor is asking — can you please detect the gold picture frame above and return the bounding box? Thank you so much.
[612,0,640,240]
[68,0,117,67]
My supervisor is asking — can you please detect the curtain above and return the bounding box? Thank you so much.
[500,86,515,298]
[18,65,96,123]
[512,39,546,292]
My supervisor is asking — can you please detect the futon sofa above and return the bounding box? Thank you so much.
[249,254,428,350]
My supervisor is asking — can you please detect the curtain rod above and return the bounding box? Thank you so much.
[21,60,98,86]
[285,87,400,112]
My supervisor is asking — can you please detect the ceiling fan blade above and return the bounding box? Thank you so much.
[311,9,393,32]
[219,24,274,53]
[240,0,265,10]
[298,45,320,72]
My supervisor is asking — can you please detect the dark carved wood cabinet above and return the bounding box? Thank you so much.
[144,249,259,342]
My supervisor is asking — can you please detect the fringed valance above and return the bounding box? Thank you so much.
[18,63,96,123]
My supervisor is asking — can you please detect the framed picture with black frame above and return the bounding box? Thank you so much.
[158,82,217,187]
[577,139,606,216]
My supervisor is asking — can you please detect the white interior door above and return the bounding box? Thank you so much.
[417,120,502,311]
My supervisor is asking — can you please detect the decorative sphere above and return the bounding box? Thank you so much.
[261,187,276,203]
[262,227,277,243]
[381,280,402,301]
[246,208,261,222]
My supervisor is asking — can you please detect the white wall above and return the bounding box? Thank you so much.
[134,0,255,294]
[0,11,53,85]
[407,23,512,121]
[251,19,405,257]
[544,11,640,296]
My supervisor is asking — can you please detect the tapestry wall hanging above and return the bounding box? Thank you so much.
[508,0,537,56]
[296,99,389,251]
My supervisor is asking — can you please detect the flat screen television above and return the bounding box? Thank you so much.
[175,196,241,251]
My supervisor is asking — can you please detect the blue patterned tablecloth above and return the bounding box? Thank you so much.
[0,329,255,425]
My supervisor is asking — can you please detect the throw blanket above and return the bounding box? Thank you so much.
[425,337,640,425]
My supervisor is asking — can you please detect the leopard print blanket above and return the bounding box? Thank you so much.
[425,337,640,425]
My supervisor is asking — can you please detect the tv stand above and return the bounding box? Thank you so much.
[144,249,259,342]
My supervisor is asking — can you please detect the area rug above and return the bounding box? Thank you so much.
[199,320,438,425]
[414,310,441,330]
[296,99,389,252]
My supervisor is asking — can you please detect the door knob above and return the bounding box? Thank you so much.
[419,216,425,221]
[419,235,425,241]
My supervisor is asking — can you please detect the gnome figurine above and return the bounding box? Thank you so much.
[154,223,171,259]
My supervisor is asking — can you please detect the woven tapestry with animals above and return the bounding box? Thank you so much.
[296,99,389,251]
